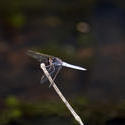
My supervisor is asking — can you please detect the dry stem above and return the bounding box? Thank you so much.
[40,63,84,125]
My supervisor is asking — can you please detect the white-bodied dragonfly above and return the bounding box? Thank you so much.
[27,50,86,84]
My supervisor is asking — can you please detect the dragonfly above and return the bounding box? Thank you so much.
[27,50,86,85]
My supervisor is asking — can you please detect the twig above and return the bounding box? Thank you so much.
[40,63,84,125]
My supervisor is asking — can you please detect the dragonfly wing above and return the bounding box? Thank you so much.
[27,50,54,62]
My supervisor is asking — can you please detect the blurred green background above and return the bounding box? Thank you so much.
[0,0,125,125]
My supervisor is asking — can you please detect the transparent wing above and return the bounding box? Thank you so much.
[27,50,54,62]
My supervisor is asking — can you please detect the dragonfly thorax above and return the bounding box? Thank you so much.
[52,58,62,66]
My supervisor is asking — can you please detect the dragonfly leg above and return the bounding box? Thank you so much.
[53,66,62,81]
[45,63,55,70]
[45,65,51,69]
[49,66,62,87]
[40,65,51,84]
[40,65,55,84]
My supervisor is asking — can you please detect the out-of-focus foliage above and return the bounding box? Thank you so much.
[1,96,125,125]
